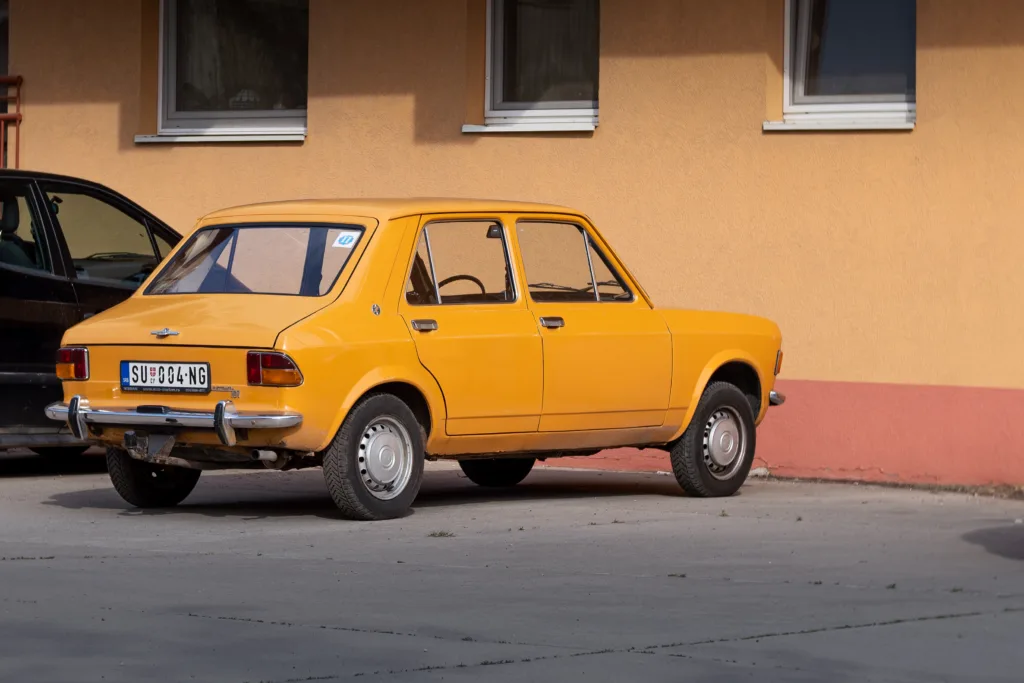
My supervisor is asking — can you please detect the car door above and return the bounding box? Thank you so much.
[514,217,672,432]
[37,179,178,321]
[0,178,78,431]
[398,216,543,436]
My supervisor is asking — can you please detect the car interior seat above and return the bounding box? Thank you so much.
[0,193,36,269]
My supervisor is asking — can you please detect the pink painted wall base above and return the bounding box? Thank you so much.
[539,379,1024,487]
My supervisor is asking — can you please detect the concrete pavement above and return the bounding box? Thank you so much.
[0,452,1022,682]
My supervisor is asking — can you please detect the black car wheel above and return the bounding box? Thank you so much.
[106,447,201,508]
[458,458,535,487]
[670,382,757,498]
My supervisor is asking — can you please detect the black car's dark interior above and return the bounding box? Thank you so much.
[0,192,46,271]
[71,252,159,285]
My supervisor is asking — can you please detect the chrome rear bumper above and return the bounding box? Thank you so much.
[45,395,302,447]
[769,390,786,406]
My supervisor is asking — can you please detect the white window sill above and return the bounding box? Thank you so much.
[764,111,915,131]
[763,120,915,131]
[462,121,596,134]
[135,132,306,144]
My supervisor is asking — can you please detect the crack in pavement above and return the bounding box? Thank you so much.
[214,607,1024,683]
[646,606,1024,650]
[244,649,627,683]
[185,612,584,652]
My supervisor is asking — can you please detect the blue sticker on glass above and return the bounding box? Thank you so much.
[332,230,360,248]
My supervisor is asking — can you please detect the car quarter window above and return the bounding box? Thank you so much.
[517,220,632,302]
[0,183,52,273]
[405,220,514,305]
[39,183,160,288]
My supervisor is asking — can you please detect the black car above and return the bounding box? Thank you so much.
[0,170,180,456]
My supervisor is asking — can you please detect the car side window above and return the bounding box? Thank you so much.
[153,230,176,259]
[0,184,52,273]
[517,220,632,302]
[405,220,514,305]
[39,183,160,288]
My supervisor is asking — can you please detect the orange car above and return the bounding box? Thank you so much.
[47,199,784,520]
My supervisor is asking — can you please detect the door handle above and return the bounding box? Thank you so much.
[539,316,565,329]
[411,319,438,332]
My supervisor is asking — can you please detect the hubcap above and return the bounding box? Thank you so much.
[358,416,413,501]
[702,407,747,481]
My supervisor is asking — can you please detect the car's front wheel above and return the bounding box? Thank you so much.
[322,393,425,521]
[670,382,756,497]
[458,457,535,487]
[106,447,201,508]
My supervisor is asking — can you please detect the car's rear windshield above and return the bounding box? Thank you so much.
[145,223,364,297]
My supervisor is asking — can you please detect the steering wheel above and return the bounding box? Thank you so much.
[438,274,486,294]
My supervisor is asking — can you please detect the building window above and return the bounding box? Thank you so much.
[784,0,916,128]
[160,0,309,136]
[484,0,599,130]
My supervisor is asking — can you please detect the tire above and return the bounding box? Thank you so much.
[670,382,757,498]
[105,447,201,508]
[30,446,90,459]
[458,457,535,487]
[322,393,425,521]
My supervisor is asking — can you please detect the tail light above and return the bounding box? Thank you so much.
[246,351,303,387]
[56,347,89,380]
[774,350,784,377]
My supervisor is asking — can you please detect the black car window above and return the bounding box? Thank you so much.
[0,183,51,273]
[39,183,160,288]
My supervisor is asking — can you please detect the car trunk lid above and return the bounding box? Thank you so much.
[67,294,326,348]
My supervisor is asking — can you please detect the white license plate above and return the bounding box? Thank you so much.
[120,361,210,394]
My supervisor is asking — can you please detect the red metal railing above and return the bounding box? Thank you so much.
[0,76,23,169]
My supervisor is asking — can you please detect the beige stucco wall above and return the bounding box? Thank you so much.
[10,0,1024,390]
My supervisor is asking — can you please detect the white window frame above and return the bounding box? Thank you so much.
[767,0,916,131]
[465,0,598,133]
[140,0,307,143]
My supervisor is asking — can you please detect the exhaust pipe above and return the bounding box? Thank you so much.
[251,449,278,463]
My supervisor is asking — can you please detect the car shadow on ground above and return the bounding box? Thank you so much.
[962,524,1024,561]
[0,449,107,478]
[42,468,689,521]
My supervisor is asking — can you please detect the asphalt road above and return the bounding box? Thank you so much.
[0,451,1022,683]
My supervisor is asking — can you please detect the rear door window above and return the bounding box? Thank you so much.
[405,220,514,305]
[147,223,364,296]
[0,183,52,273]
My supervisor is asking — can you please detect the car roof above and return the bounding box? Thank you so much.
[199,198,582,222]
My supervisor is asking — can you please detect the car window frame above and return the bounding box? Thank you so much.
[404,216,519,307]
[38,179,168,289]
[514,217,635,305]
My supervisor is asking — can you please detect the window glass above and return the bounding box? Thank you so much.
[147,224,362,297]
[495,0,599,107]
[407,221,513,305]
[41,187,158,286]
[795,0,915,101]
[517,221,597,303]
[587,238,631,302]
[153,231,177,259]
[0,185,50,272]
[405,232,439,305]
[169,0,309,121]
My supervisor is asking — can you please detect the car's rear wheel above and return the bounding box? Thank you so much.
[458,457,535,487]
[670,382,756,497]
[29,446,90,459]
[105,447,201,508]
[322,393,425,521]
